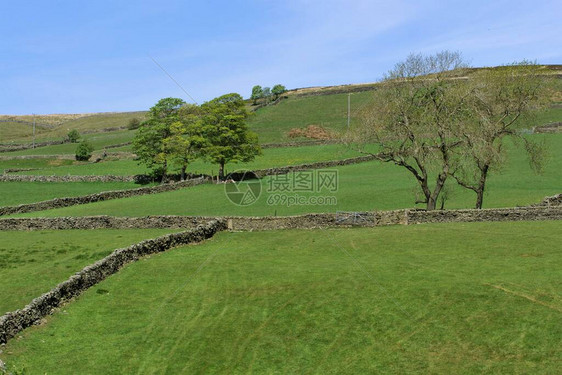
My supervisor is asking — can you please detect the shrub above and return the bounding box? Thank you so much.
[128,117,141,130]
[287,125,335,140]
[67,129,81,143]
[75,140,94,161]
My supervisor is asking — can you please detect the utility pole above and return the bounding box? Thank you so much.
[33,114,36,149]
[347,93,351,129]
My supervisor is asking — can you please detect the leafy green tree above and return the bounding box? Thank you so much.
[67,129,81,143]
[127,117,141,130]
[250,85,263,105]
[262,87,272,103]
[75,140,94,161]
[271,84,287,100]
[133,97,186,182]
[163,104,207,180]
[200,93,262,180]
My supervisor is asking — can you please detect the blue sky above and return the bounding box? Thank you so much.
[1,0,560,114]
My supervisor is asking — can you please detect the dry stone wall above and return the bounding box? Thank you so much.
[535,193,562,207]
[0,154,76,161]
[0,216,211,231]
[0,177,209,216]
[261,140,341,149]
[252,155,376,178]
[405,206,562,224]
[0,174,135,183]
[1,204,560,232]
[0,140,67,153]
[0,219,227,344]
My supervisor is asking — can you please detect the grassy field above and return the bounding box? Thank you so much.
[533,105,562,126]
[12,133,562,217]
[0,181,144,207]
[2,221,561,374]
[248,91,375,143]
[0,229,178,314]
[248,96,561,144]
[0,112,146,143]
[0,158,77,172]
[0,122,51,141]
[10,143,367,177]
[5,130,136,156]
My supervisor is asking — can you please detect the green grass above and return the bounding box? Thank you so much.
[13,134,562,217]
[5,130,136,156]
[249,93,562,144]
[56,111,146,134]
[11,144,367,176]
[0,158,77,172]
[0,122,51,141]
[0,229,178,314]
[0,181,146,207]
[533,105,562,126]
[248,91,376,143]
[0,112,146,143]
[2,221,561,373]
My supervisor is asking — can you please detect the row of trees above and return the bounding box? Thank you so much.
[133,94,261,182]
[350,51,552,210]
[251,84,287,105]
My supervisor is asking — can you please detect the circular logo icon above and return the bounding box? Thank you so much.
[224,170,262,206]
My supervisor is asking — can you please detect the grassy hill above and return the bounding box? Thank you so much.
[2,65,560,146]
[10,134,562,217]
[0,112,146,144]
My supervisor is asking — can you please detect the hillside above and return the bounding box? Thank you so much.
[1,65,561,146]
[0,112,146,144]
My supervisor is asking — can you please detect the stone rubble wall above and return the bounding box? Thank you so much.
[1,204,560,232]
[261,140,341,149]
[534,193,562,207]
[0,140,67,153]
[0,174,136,183]
[0,151,135,162]
[252,155,376,178]
[0,219,227,344]
[534,122,562,133]
[0,216,211,231]
[405,206,562,224]
[0,177,209,216]
[0,154,76,161]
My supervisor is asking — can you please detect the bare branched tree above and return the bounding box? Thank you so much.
[349,51,471,210]
[450,62,551,209]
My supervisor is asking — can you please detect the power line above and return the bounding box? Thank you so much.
[147,54,198,105]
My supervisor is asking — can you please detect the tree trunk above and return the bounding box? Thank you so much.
[218,161,225,181]
[181,165,186,181]
[426,172,447,211]
[475,164,490,209]
[160,160,167,184]
[427,197,437,210]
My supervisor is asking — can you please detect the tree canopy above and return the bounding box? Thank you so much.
[133,97,187,181]
[200,93,261,180]
[133,94,261,182]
